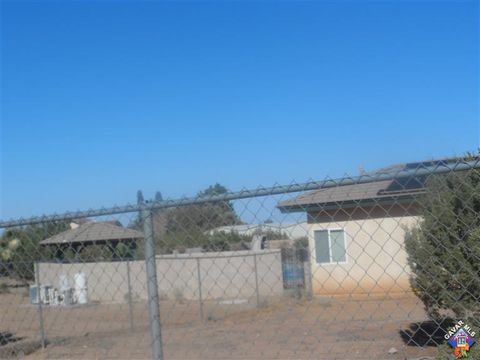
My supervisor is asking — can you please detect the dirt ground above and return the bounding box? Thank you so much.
[0,291,441,360]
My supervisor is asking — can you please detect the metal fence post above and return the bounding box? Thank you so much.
[304,261,313,299]
[141,207,164,360]
[196,257,204,321]
[126,260,134,332]
[34,262,46,349]
[253,253,260,308]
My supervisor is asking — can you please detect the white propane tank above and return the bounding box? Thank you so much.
[74,272,88,304]
[59,274,70,292]
[59,274,72,306]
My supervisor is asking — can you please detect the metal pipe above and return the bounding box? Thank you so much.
[126,260,134,332]
[141,207,163,360]
[196,257,204,321]
[253,253,260,308]
[34,262,46,349]
[161,250,278,260]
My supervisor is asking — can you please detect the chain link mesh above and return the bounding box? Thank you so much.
[0,158,479,359]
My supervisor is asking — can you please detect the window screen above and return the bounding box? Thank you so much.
[330,230,346,262]
[314,230,330,263]
[314,229,347,264]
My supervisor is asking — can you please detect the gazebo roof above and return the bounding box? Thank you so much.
[40,221,144,246]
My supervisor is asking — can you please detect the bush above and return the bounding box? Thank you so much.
[77,245,114,261]
[201,231,250,252]
[0,283,9,294]
[293,237,309,262]
[405,168,480,328]
[0,222,68,281]
[252,228,289,240]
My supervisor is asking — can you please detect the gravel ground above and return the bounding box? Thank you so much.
[0,292,440,360]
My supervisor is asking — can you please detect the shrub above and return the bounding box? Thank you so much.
[405,168,480,328]
[0,222,66,281]
[252,228,289,240]
[201,231,250,252]
[0,283,9,294]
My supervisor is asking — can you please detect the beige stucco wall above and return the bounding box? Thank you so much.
[307,206,420,296]
[36,249,283,304]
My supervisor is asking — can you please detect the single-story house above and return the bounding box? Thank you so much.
[276,159,456,296]
[208,223,308,240]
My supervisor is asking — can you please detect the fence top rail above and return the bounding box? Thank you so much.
[156,249,281,260]
[35,249,281,264]
[1,159,479,229]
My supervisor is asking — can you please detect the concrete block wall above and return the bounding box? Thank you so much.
[36,249,283,304]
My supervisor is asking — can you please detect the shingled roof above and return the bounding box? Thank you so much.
[277,179,424,212]
[40,221,144,245]
[276,159,453,213]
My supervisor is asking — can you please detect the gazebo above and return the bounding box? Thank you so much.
[40,221,144,261]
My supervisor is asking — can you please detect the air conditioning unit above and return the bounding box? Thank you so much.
[29,285,53,305]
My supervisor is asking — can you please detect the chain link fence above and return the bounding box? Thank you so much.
[0,158,479,359]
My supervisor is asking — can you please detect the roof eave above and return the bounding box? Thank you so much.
[277,195,421,213]
[40,235,144,246]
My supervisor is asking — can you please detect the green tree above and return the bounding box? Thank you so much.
[0,221,69,281]
[77,244,113,262]
[404,167,480,327]
[201,231,251,252]
[127,184,242,254]
[157,183,242,253]
[137,190,144,204]
[154,191,163,202]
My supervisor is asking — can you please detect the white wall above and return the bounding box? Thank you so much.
[308,215,420,296]
[36,250,283,304]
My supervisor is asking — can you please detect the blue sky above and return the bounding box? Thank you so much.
[1,0,478,221]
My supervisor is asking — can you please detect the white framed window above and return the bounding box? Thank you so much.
[313,229,347,264]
